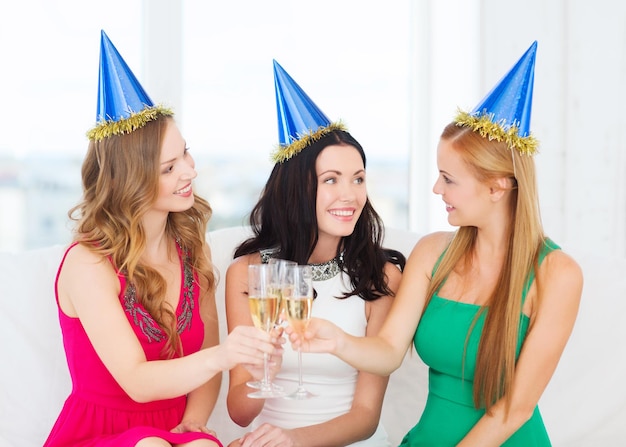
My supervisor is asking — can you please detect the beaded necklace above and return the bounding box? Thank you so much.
[260,249,344,281]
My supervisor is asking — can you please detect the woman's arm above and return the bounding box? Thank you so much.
[293,232,451,375]
[457,250,583,446]
[58,243,273,403]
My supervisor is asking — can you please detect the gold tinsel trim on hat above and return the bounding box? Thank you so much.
[86,106,174,141]
[271,122,347,163]
[454,109,539,156]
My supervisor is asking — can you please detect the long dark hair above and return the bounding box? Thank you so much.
[235,130,404,301]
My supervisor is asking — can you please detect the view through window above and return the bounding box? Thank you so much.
[0,1,411,251]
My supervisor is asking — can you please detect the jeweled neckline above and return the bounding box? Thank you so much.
[309,253,343,281]
[260,248,343,281]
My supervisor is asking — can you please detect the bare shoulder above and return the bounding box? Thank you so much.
[537,248,583,307]
[417,231,454,249]
[540,248,583,285]
[225,253,263,296]
[382,260,403,296]
[384,259,403,280]
[226,253,259,277]
[58,243,120,315]
[406,231,454,268]
[60,243,114,279]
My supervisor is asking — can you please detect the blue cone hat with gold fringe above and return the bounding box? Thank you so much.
[87,30,172,141]
[455,41,538,156]
[271,60,345,163]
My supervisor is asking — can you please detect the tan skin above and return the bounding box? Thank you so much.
[225,144,402,447]
[289,138,583,446]
[57,120,276,447]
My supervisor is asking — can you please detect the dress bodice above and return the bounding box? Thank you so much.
[401,239,559,446]
[256,268,389,446]
[44,242,219,447]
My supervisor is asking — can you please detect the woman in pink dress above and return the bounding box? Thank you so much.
[43,30,275,447]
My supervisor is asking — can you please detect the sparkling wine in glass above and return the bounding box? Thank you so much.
[247,258,296,391]
[247,263,286,398]
[283,264,316,399]
[269,258,297,328]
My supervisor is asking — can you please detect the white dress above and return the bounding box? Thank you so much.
[253,269,390,446]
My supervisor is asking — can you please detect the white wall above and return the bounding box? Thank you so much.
[483,0,626,259]
[406,0,626,259]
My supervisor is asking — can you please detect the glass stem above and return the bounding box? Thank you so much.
[297,347,304,388]
[262,352,270,390]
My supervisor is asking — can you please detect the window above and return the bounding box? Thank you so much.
[181,0,411,231]
[0,0,141,250]
[0,1,413,250]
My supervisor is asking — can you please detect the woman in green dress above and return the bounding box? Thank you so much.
[287,41,583,446]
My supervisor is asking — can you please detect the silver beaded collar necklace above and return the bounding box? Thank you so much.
[260,249,344,281]
[309,252,343,281]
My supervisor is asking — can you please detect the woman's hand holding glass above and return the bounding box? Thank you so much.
[218,325,277,372]
[239,329,284,386]
[285,316,342,358]
[247,263,287,398]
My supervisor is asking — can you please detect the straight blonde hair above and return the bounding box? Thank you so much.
[425,122,546,413]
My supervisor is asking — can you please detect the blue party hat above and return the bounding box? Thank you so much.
[455,41,538,155]
[271,60,345,163]
[87,30,172,141]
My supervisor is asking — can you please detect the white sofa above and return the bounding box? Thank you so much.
[0,226,624,446]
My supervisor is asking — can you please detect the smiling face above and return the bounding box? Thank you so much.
[151,119,197,215]
[315,144,367,243]
[432,138,493,227]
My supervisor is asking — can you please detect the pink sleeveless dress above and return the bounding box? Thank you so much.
[44,243,222,447]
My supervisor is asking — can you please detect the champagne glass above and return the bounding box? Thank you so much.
[246,258,296,391]
[269,258,297,328]
[283,264,316,399]
[247,264,286,398]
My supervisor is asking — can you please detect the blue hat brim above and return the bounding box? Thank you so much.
[87,30,172,141]
[272,60,344,163]
[456,41,538,155]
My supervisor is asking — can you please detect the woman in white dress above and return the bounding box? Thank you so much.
[224,61,404,447]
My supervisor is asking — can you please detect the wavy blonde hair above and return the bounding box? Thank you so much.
[426,122,546,413]
[70,115,214,357]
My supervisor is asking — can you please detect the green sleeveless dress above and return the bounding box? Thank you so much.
[400,240,558,446]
